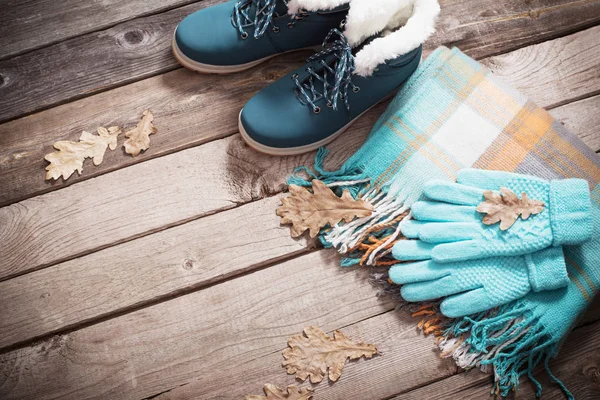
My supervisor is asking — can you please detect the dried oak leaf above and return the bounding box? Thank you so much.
[245,384,313,400]
[123,110,157,156]
[276,180,374,238]
[44,126,121,180]
[282,326,378,383]
[476,187,545,230]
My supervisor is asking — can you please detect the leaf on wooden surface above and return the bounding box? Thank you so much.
[123,110,157,156]
[276,180,374,238]
[44,126,121,180]
[282,326,378,383]
[476,187,545,230]
[245,384,313,400]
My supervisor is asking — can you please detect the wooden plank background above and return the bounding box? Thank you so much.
[0,0,598,399]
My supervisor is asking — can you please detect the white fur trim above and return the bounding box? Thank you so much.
[352,0,440,76]
[344,0,414,47]
[287,0,349,15]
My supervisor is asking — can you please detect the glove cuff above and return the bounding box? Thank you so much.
[549,179,592,245]
[526,247,569,292]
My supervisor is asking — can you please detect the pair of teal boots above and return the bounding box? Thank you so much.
[172,0,423,155]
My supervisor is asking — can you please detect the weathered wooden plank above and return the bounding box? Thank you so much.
[0,250,397,400]
[1,0,598,124]
[153,310,457,400]
[1,26,598,211]
[394,316,600,399]
[481,27,600,109]
[0,103,373,281]
[0,0,198,59]
[0,195,314,350]
[550,95,600,153]
[153,296,600,399]
[0,0,221,123]
[2,26,599,281]
[428,0,600,60]
[2,107,597,353]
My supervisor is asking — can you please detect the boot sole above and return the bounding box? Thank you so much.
[238,91,397,156]
[171,34,318,74]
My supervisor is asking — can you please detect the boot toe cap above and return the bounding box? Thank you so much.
[174,2,268,66]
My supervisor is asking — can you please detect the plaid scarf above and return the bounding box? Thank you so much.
[290,47,600,398]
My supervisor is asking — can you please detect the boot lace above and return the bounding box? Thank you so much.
[293,29,358,113]
[233,0,291,39]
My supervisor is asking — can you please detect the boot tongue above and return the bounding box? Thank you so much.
[274,0,288,16]
[351,35,378,55]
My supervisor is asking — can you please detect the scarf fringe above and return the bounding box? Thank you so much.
[288,147,410,267]
[438,304,573,399]
[288,149,573,399]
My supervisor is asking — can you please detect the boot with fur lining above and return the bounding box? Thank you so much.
[288,0,440,76]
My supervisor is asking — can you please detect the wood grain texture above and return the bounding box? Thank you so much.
[1,0,599,124]
[0,0,197,59]
[0,195,314,350]
[0,0,219,123]
[394,317,600,400]
[0,250,396,400]
[1,26,599,210]
[153,310,457,400]
[550,95,600,152]
[481,25,600,109]
[0,51,308,207]
[0,112,372,282]
[2,25,600,281]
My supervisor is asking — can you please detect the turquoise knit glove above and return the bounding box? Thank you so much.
[393,169,592,264]
[389,247,568,317]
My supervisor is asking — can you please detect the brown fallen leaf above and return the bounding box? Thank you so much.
[276,180,374,238]
[476,187,545,230]
[282,326,378,383]
[44,126,121,180]
[245,384,313,400]
[123,110,157,156]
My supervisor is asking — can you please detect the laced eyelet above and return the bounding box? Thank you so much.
[272,26,280,33]
[313,106,321,114]
[326,101,333,108]
[287,22,294,28]
[353,86,360,93]
[240,32,248,39]
[292,73,299,80]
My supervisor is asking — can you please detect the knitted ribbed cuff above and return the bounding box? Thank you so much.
[526,247,569,292]
[549,179,592,245]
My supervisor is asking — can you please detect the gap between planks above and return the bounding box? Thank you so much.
[1,20,600,209]
[0,249,403,399]
[0,26,598,356]
[0,0,206,61]
[140,299,600,399]
[390,311,600,400]
[0,25,599,284]
[1,0,599,131]
[0,195,319,352]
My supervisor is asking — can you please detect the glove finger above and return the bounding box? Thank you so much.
[430,240,483,262]
[423,180,484,206]
[440,288,492,318]
[411,201,479,222]
[418,222,483,243]
[392,240,435,261]
[388,259,448,284]
[400,219,424,238]
[400,275,460,302]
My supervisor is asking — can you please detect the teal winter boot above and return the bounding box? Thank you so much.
[238,0,440,155]
[172,0,348,73]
